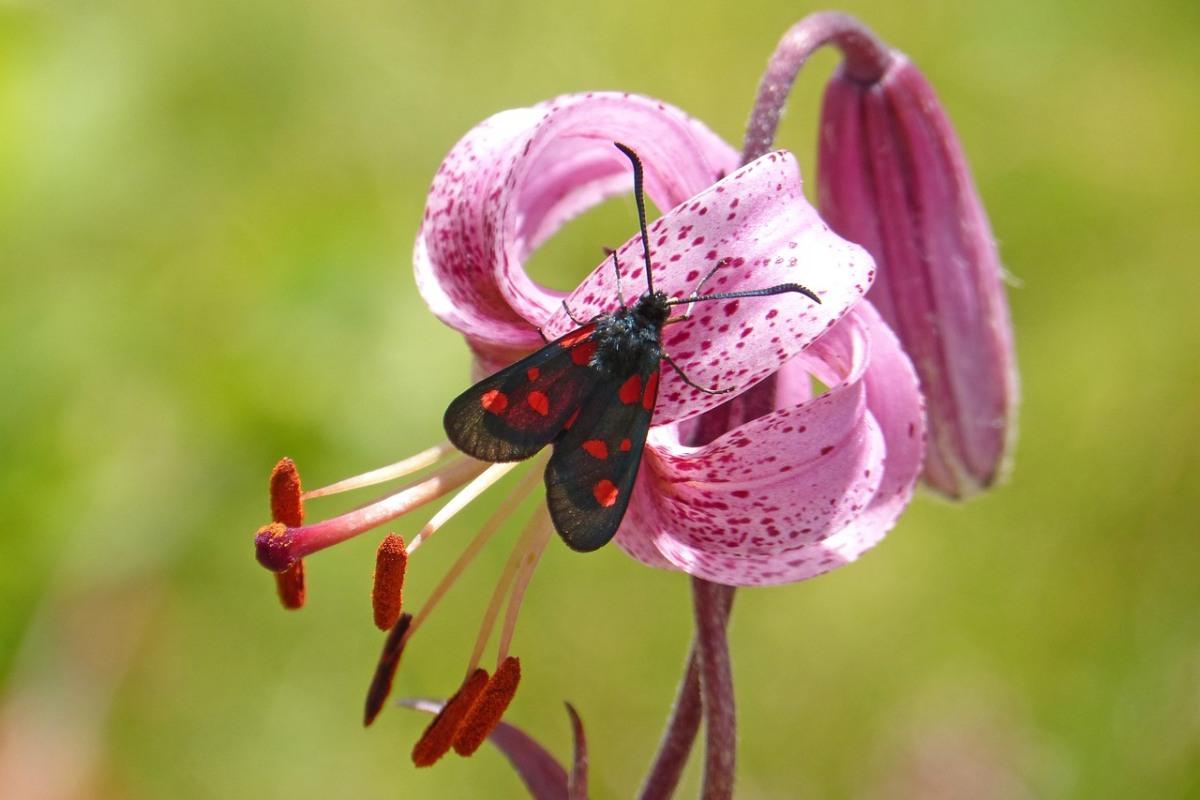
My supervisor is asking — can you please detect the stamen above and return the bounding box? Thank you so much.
[497,506,554,665]
[269,458,307,609]
[463,504,548,678]
[274,562,307,609]
[372,534,408,631]
[255,457,487,572]
[407,461,544,640]
[407,462,520,555]
[303,442,457,500]
[270,457,305,527]
[452,656,522,756]
[363,612,412,727]
[411,668,490,767]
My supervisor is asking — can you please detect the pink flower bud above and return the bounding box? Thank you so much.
[818,54,1017,499]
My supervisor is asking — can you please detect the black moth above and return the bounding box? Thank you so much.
[444,143,819,552]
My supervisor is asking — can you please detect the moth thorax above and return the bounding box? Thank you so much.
[591,306,662,377]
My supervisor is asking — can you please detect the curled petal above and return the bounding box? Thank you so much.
[542,151,875,424]
[415,92,739,362]
[619,304,922,586]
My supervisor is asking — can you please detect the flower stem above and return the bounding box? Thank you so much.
[742,12,893,163]
[639,582,736,799]
[692,578,737,800]
[638,650,701,800]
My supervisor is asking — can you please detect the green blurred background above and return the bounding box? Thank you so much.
[2,0,1197,797]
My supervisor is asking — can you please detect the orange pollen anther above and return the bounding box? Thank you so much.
[274,562,306,609]
[372,534,408,631]
[453,657,522,756]
[364,613,412,727]
[269,458,307,609]
[412,668,490,767]
[269,457,305,527]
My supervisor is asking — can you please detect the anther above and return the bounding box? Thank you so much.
[269,457,304,527]
[411,668,490,767]
[269,458,307,609]
[275,562,306,609]
[452,657,521,756]
[372,534,408,631]
[363,613,412,727]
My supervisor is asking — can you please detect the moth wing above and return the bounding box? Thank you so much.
[544,366,660,551]
[443,326,601,462]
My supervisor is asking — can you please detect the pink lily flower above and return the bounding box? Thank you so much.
[253,90,925,763]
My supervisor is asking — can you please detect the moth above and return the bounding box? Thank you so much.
[444,143,819,552]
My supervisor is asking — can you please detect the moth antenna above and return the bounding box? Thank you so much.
[613,143,655,295]
[664,282,821,307]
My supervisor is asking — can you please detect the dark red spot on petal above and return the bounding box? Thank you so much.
[582,440,608,459]
[593,479,619,508]
[527,391,549,416]
[642,371,659,410]
[481,389,508,414]
[619,374,642,404]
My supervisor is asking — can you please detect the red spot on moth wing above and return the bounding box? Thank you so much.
[582,440,608,459]
[593,479,619,508]
[481,389,508,413]
[558,328,593,348]
[527,391,550,416]
[570,340,598,365]
[618,374,643,404]
[564,408,581,429]
[526,367,540,381]
[619,438,632,451]
[642,371,660,410]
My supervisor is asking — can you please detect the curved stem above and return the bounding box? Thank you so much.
[742,11,894,163]
[692,578,737,800]
[638,651,701,800]
[639,587,735,800]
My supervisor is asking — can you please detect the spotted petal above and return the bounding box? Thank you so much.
[414,92,739,375]
[617,302,924,586]
[541,151,875,424]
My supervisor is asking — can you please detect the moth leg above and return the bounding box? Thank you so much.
[663,353,734,395]
[666,258,730,323]
[561,299,587,326]
[600,247,627,309]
